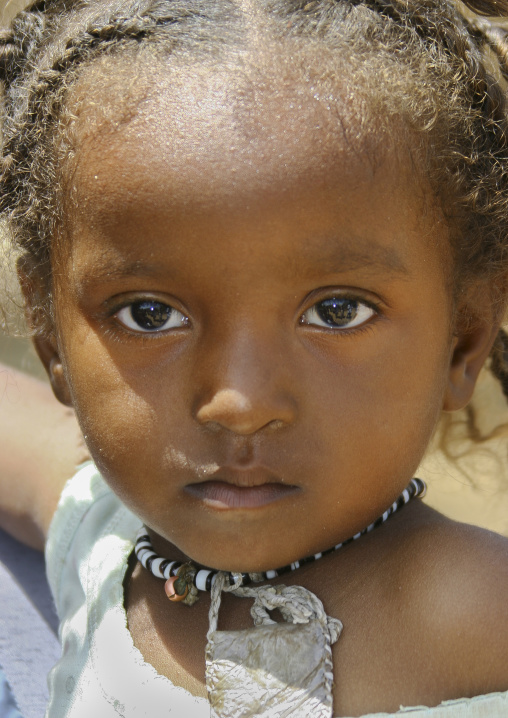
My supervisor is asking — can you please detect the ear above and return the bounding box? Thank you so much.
[443,295,502,412]
[31,333,73,407]
[17,258,73,407]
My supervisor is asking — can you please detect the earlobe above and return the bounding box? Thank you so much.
[31,333,73,407]
[443,317,501,412]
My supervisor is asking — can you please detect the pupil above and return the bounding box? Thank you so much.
[317,298,358,326]
[131,301,172,330]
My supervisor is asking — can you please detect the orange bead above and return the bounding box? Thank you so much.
[164,576,189,602]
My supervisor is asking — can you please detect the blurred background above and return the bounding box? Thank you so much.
[0,0,25,24]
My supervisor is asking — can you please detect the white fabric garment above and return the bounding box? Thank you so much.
[44,463,508,717]
[45,463,208,718]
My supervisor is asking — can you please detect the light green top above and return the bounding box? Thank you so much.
[45,464,508,718]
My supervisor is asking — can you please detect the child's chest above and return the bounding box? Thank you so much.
[124,553,448,717]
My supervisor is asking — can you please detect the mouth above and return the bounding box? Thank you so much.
[184,468,300,509]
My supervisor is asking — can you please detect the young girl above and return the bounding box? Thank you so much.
[1,0,508,716]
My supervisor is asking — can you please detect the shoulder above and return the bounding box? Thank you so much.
[325,502,508,713]
[46,462,140,616]
[402,504,508,607]
[395,504,508,694]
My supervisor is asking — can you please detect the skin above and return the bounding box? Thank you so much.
[0,363,87,548]
[48,67,459,565]
[9,61,508,714]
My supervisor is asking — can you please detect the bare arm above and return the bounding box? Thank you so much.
[0,363,89,550]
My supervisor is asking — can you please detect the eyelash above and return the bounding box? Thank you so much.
[299,294,381,335]
[300,296,378,332]
[107,293,381,337]
[110,299,189,336]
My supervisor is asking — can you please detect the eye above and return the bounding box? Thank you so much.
[115,300,188,333]
[300,297,375,330]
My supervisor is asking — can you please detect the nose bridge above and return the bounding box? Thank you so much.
[194,323,296,434]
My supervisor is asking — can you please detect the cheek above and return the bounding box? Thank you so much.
[59,329,166,472]
[311,317,452,472]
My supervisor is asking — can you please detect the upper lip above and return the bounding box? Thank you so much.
[192,466,290,488]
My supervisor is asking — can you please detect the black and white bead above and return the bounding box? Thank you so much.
[135,477,426,593]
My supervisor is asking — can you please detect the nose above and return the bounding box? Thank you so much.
[194,330,297,435]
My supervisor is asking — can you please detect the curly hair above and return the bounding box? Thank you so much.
[0,0,508,403]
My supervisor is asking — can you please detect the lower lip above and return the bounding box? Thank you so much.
[185,481,299,509]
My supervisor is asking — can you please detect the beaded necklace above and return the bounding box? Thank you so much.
[135,477,426,606]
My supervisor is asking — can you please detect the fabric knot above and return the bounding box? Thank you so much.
[207,572,342,645]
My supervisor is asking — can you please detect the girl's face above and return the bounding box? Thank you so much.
[49,66,456,570]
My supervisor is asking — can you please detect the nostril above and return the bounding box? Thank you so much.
[267,419,285,431]
[195,388,291,435]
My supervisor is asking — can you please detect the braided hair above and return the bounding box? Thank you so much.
[1,0,508,405]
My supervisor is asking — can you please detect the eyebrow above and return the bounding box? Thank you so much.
[300,234,410,278]
[73,233,410,291]
[73,256,167,293]
[85,260,164,282]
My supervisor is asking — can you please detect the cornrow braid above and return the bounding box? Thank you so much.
[469,19,508,80]
[462,0,508,15]
[0,9,153,262]
[0,0,241,262]
[10,6,191,122]
[0,2,47,89]
[491,328,508,400]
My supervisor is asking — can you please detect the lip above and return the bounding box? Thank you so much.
[185,481,299,509]
[185,468,299,509]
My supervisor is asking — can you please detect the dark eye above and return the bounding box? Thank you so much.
[301,297,375,329]
[115,300,188,333]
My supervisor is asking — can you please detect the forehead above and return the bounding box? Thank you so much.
[63,51,402,215]
[58,51,449,285]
